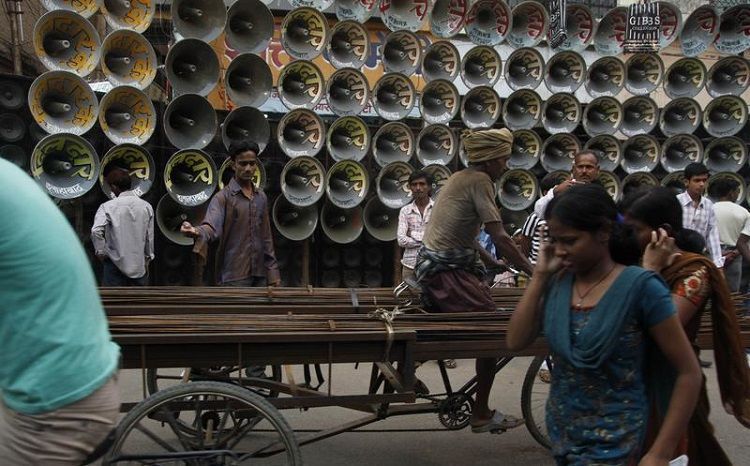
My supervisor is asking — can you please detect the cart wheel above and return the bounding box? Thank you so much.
[103,381,303,465]
[146,365,282,398]
[521,355,553,450]
[437,393,473,430]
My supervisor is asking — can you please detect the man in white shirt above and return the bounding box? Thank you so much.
[712,177,750,291]
[397,171,434,283]
[676,163,724,268]
[533,150,600,218]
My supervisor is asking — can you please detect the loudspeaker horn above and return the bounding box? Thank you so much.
[164,149,217,206]
[622,172,659,196]
[33,10,101,77]
[101,0,155,32]
[281,7,329,60]
[327,116,371,162]
[101,30,157,90]
[225,0,274,54]
[98,86,156,146]
[422,41,460,82]
[416,124,456,166]
[500,209,529,236]
[620,135,660,174]
[0,144,27,169]
[625,53,664,96]
[278,108,325,158]
[707,172,746,204]
[99,144,155,198]
[290,0,334,10]
[659,97,701,137]
[327,20,370,69]
[660,134,703,173]
[661,171,686,195]
[460,85,500,129]
[503,89,542,131]
[545,51,586,93]
[321,202,363,244]
[422,164,452,197]
[621,96,659,138]
[0,77,26,110]
[335,0,378,23]
[163,94,217,150]
[166,38,219,96]
[326,159,369,209]
[221,106,270,152]
[704,136,747,174]
[278,60,325,111]
[327,68,370,117]
[156,194,204,246]
[585,56,625,98]
[172,0,226,42]
[703,95,748,138]
[542,92,581,135]
[507,1,548,48]
[460,46,501,88]
[707,56,750,98]
[584,135,621,173]
[373,122,414,167]
[496,168,538,211]
[715,5,750,55]
[0,113,25,143]
[376,161,413,209]
[541,133,580,173]
[41,0,100,18]
[665,58,706,99]
[273,196,319,241]
[225,53,273,108]
[508,129,541,170]
[30,133,99,199]
[281,156,325,207]
[372,72,416,121]
[381,30,422,75]
[217,156,265,190]
[363,197,399,241]
[380,0,430,32]
[557,4,596,52]
[680,5,720,57]
[430,0,468,38]
[464,0,512,46]
[420,79,459,125]
[596,170,622,203]
[28,71,98,136]
[505,47,544,91]
[594,7,627,56]
[583,96,622,137]
[657,1,682,49]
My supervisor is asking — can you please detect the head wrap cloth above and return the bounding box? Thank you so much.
[462,128,513,164]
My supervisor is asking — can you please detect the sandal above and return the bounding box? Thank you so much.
[471,411,524,434]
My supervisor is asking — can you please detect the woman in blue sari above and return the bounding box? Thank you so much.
[508,184,701,466]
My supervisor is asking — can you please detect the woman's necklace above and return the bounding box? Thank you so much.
[574,264,617,310]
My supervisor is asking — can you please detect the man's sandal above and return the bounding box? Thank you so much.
[471,411,524,434]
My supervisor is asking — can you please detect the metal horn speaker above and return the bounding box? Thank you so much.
[221,106,270,152]
[708,172,746,204]
[502,89,542,131]
[281,155,325,207]
[420,79,459,125]
[544,51,586,93]
[281,7,329,60]
[30,133,99,199]
[557,4,596,52]
[321,202,363,244]
[0,113,25,143]
[156,194,204,246]
[497,168,538,211]
[596,171,622,203]
[661,171,686,195]
[464,0,512,46]
[273,196,319,241]
[101,0,155,32]
[417,124,456,166]
[461,45,501,88]
[101,30,157,90]
[381,30,422,75]
[225,0,274,54]
[707,56,750,98]
[372,72,416,121]
[363,197,399,241]
[327,116,371,162]
[659,97,701,137]
[217,157,265,191]
[327,68,369,117]
[99,144,155,198]
[584,134,621,172]
[583,96,622,137]
[665,58,707,99]
[380,0,429,32]
[165,39,219,96]
[625,53,664,96]
[278,60,325,111]
[98,86,156,145]
[33,10,101,77]
[542,93,581,135]
[621,96,658,138]
[326,159,369,209]
[541,133,580,173]
[327,20,370,69]
[289,0,334,10]
[423,164,452,197]
[460,85,500,129]
[163,94,217,150]
[703,95,748,138]
[585,56,625,98]
[660,134,703,173]
[657,1,683,49]
[430,0,468,39]
[422,41,460,82]
[508,129,541,170]
[0,77,26,110]
[164,149,217,207]
[622,172,658,196]
[278,108,325,158]
[715,5,750,55]
[41,0,101,18]
[172,0,226,42]
[335,0,377,23]
[373,122,414,167]
[28,71,98,136]
[507,0,548,48]
[680,5,720,58]
[621,135,660,174]
[505,47,544,91]
[376,161,413,209]
[500,209,529,236]
[705,136,747,174]
[594,7,627,56]
[225,53,273,108]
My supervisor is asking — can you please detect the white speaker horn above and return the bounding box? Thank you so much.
[373,122,414,168]
[557,4,596,52]
[381,30,423,76]
[327,20,370,70]
[380,0,430,32]
[376,161,413,209]
[221,106,270,153]
[460,85,501,129]
[28,71,98,136]
[278,60,325,111]
[703,95,748,138]
[665,58,707,99]
[156,194,203,246]
[508,129,541,170]
[715,5,750,55]
[321,202,363,244]
[625,53,664,96]
[335,0,378,23]
[707,172,745,204]
[621,96,658,138]
[363,197,399,241]
[657,1,683,49]
[464,0,512,46]
[30,133,99,199]
[278,108,325,158]
[422,164,452,197]
[430,0,469,39]
[542,92,581,135]
[460,45,502,88]
[596,170,622,203]
[585,56,625,98]
[165,38,220,96]
[99,86,156,146]
[496,168,538,211]
[507,1,549,48]
[416,124,456,166]
[660,134,703,173]
[33,10,101,77]
[281,7,329,61]
[372,72,416,121]
[705,136,748,174]
[164,149,217,207]
[502,89,542,131]
[101,30,157,90]
[680,5,720,58]
[281,156,325,207]
[99,144,155,199]
[659,97,701,137]
[101,0,155,32]
[172,0,227,42]
[707,56,750,98]
[225,0,274,54]
[661,171,686,195]
[622,172,659,195]
[420,79,459,125]
[594,7,627,56]
[545,51,586,93]
[621,135,660,174]
[41,0,101,18]
[584,134,621,172]
[326,159,369,209]
[505,47,544,91]
[225,53,273,108]
[327,68,370,117]
[583,96,622,137]
[541,133,580,173]
[163,94,217,150]
[422,41,461,82]
[327,116,370,162]
[273,196,319,241]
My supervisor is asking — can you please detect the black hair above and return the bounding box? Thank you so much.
[683,162,709,180]
[408,170,433,186]
[228,140,261,161]
[709,177,739,199]
[540,173,558,193]
[107,168,132,192]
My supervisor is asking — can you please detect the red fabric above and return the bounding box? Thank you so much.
[423,269,495,313]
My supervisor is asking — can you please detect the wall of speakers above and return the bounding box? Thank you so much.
[505,47,544,91]
[281,7,329,60]
[496,168,538,211]
[420,79,459,125]
[461,46,501,88]
[277,108,325,157]
[465,0,512,46]
[460,85,500,129]
[508,129,541,170]
[327,68,370,117]
[659,97,701,137]
[586,56,625,98]
[704,136,747,174]
[99,144,155,199]
[164,149,217,207]
[416,124,456,166]
[507,1,548,48]
[376,160,413,209]
[29,70,98,136]
[225,53,273,108]
[327,20,370,69]
[163,94,217,150]
[503,89,541,131]
[326,159,369,208]
[430,0,468,39]
[225,0,274,54]
[422,41,460,82]
[221,106,270,152]
[665,57,706,99]
[172,0,227,42]
[327,116,371,162]
[31,133,99,199]
[381,30,422,75]
[278,59,325,110]
[33,10,101,77]
[660,134,703,173]
[621,135,660,174]
[101,30,157,90]
[541,133,580,173]
[273,196,318,241]
[373,122,414,167]
[372,73,415,121]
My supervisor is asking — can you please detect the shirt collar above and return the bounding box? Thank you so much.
[118,190,137,198]
[677,191,706,208]
[227,177,255,196]
[408,198,434,213]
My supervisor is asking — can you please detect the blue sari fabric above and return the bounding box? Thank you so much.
[543,267,675,465]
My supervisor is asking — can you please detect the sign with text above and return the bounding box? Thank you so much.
[625,0,660,52]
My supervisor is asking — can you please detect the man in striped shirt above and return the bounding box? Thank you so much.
[397,171,434,283]
[677,163,724,268]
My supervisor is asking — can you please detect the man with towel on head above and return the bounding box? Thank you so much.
[416,128,533,433]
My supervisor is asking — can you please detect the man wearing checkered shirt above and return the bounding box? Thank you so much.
[676,163,724,268]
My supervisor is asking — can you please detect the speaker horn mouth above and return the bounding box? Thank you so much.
[381,0,429,32]
[281,156,325,207]
[594,6,627,56]
[621,135,660,174]
[625,53,664,95]
[99,144,155,199]
[278,60,325,111]
[281,7,329,60]
[363,197,399,241]
[99,86,156,146]
[460,85,501,129]
[101,30,157,90]
[373,122,414,167]
[164,149,217,207]
[508,129,541,170]
[416,124,456,166]
[541,133,581,173]
[622,172,659,196]
[502,89,542,131]
[659,97,701,137]
[544,51,586,93]
[422,41,460,82]
[373,73,416,121]
[376,161,413,209]
[583,96,623,137]
[273,196,318,241]
[657,2,683,49]
[661,171,687,195]
[221,106,270,153]
[704,136,747,174]
[461,46,501,88]
[430,0,469,38]
[703,95,748,138]
[321,202,363,244]
[584,135,622,173]
[621,96,659,138]
[660,134,703,173]
[557,4,596,52]
[507,1,549,48]
[327,20,370,69]
[596,171,622,203]
[156,194,205,246]
[335,0,378,23]
[505,47,544,91]
[163,94,217,150]
[465,0,512,46]
[496,168,539,211]
[707,56,750,98]
[225,52,273,108]
[381,30,423,76]
[665,57,707,99]
[542,93,581,135]
[173,0,227,42]
[716,5,750,54]
[708,172,746,204]
[681,5,720,57]
[327,116,371,162]
[29,71,98,136]
[31,133,100,199]
[326,160,369,209]
[585,56,625,98]
[33,10,101,77]
[420,79,459,125]
[422,164,452,197]
[101,0,155,32]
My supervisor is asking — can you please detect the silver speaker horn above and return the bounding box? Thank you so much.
[225,53,273,108]
[585,56,625,98]
[278,60,325,111]
[372,72,416,121]
[715,5,750,55]
[101,29,157,90]
[416,124,456,166]
[584,134,621,172]
[326,159,369,209]
[278,108,325,158]
[99,144,155,199]
[665,58,706,99]
[461,45,501,88]
[625,53,664,96]
[327,20,370,69]
[321,202,363,244]
[166,39,219,96]
[659,97,701,137]
[423,164,452,197]
[541,133,580,173]
[422,41,460,82]
[281,7,329,60]
[502,89,542,131]
[430,0,469,39]
[0,145,27,169]
[460,85,500,129]
[326,68,370,117]
[33,10,101,77]
[335,0,377,23]
[680,5,720,58]
[660,134,703,173]
[507,0,549,48]
[101,0,155,32]
[621,135,660,174]
[583,96,622,137]
[707,56,750,98]
[707,172,746,204]
[497,168,538,211]
[327,116,371,162]
[508,129,541,170]
[622,172,659,196]
[557,4,596,52]
[281,156,325,207]
[41,0,101,18]
[221,106,270,152]
[420,79,459,125]
[30,133,99,199]
[217,156,265,191]
[545,51,586,93]
[172,0,226,42]
[705,136,747,174]
[28,71,98,136]
[376,161,413,209]
[596,171,622,203]
[225,0,274,54]
[289,0,334,10]
[273,196,319,241]
[661,171,686,195]
[99,86,156,146]
[465,0,512,46]
[621,96,659,138]
[381,30,423,75]
[164,149,217,207]
[703,95,748,138]
[163,94,217,150]
[156,194,204,246]
[542,93,581,135]
[373,121,414,168]
[380,0,430,32]
[657,1,683,49]
[594,7,627,56]
[363,197,399,241]
[505,47,544,91]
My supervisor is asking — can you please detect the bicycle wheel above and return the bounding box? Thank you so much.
[104,381,303,465]
[521,355,553,450]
